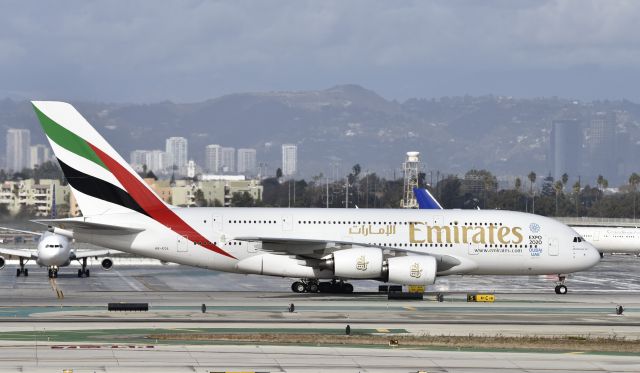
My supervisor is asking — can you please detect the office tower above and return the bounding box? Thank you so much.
[587,112,615,179]
[6,129,31,171]
[221,147,235,173]
[550,119,581,181]
[237,148,257,175]
[165,137,188,174]
[282,144,297,176]
[205,144,222,173]
[29,144,50,168]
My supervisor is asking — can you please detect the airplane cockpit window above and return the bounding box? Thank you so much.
[572,237,584,243]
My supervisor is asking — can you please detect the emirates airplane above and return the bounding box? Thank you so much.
[30,101,599,294]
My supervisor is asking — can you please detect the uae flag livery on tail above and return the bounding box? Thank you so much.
[32,101,235,259]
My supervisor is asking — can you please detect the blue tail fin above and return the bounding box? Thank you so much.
[413,187,444,209]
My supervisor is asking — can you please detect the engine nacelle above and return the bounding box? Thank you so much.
[101,258,114,270]
[0,257,4,270]
[321,247,383,278]
[385,255,437,285]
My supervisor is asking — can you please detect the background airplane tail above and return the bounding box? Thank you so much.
[32,101,167,217]
[413,187,444,209]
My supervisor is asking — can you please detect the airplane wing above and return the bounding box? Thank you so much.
[33,219,145,235]
[0,248,38,259]
[0,226,42,236]
[233,236,467,272]
[72,249,115,260]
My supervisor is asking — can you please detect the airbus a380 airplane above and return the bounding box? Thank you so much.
[30,101,599,294]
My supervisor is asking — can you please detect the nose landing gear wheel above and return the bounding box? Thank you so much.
[554,285,568,294]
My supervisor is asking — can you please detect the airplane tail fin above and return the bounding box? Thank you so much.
[413,187,444,210]
[32,101,166,217]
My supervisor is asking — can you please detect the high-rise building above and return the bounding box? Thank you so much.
[29,144,51,168]
[237,148,257,175]
[550,119,581,181]
[204,144,222,173]
[165,137,188,174]
[221,147,236,173]
[282,144,297,176]
[587,112,615,180]
[6,129,31,171]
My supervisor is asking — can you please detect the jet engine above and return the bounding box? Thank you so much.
[0,257,4,270]
[101,258,114,270]
[384,255,437,285]
[320,247,384,278]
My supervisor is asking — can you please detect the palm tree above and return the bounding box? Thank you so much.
[629,173,640,219]
[554,180,563,216]
[561,173,569,192]
[596,175,604,202]
[572,180,581,217]
[515,177,522,192]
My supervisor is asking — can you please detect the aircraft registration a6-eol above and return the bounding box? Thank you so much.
[31,101,600,294]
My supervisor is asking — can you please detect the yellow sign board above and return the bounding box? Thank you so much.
[407,285,425,293]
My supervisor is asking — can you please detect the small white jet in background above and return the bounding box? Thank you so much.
[0,227,115,278]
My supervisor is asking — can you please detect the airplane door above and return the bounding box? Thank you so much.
[282,216,293,231]
[468,243,479,255]
[177,235,189,252]
[592,231,600,241]
[548,237,559,256]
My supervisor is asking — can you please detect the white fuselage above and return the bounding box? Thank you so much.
[69,208,600,280]
[35,232,71,267]
[574,226,640,254]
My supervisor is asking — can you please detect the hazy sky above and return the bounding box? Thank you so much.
[2,0,640,102]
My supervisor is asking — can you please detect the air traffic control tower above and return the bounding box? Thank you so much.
[401,151,421,209]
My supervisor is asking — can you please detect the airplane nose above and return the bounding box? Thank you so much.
[583,243,601,269]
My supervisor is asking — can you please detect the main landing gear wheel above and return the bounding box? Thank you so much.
[292,281,306,293]
[290,279,354,294]
[16,258,27,277]
[77,258,90,278]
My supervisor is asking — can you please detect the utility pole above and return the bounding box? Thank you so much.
[326,178,329,208]
[345,182,349,208]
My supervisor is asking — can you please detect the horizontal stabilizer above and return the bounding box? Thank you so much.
[0,226,42,236]
[33,219,145,236]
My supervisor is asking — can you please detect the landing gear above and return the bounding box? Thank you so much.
[291,281,306,293]
[77,258,90,277]
[554,275,568,295]
[290,279,353,294]
[16,259,28,277]
[48,267,58,279]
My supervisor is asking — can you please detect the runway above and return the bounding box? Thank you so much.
[0,255,638,372]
